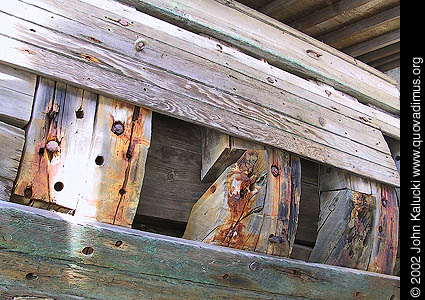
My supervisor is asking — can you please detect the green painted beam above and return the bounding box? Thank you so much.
[0,201,400,299]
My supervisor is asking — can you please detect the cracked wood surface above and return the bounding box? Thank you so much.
[0,0,400,186]
[118,0,400,114]
[0,201,400,299]
[310,167,399,275]
[184,149,301,258]
[12,77,151,227]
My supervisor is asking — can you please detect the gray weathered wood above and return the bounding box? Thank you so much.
[0,64,36,127]
[343,29,400,58]
[0,201,400,299]
[117,0,400,114]
[0,0,400,186]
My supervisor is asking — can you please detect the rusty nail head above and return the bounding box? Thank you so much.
[111,121,125,135]
[46,140,60,153]
[210,185,216,193]
[135,38,146,52]
[249,262,259,271]
[118,19,130,26]
[271,165,279,177]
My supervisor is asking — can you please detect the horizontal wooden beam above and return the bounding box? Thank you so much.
[290,0,370,31]
[378,60,401,73]
[0,0,400,186]
[116,0,400,114]
[343,29,400,58]
[370,53,401,69]
[319,6,400,46]
[0,201,400,300]
[357,42,400,64]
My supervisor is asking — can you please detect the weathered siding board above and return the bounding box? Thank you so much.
[0,0,400,186]
[12,77,151,227]
[0,64,36,128]
[0,201,400,300]
[116,0,400,114]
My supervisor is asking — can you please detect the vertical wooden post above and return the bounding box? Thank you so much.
[310,166,399,275]
[185,129,301,257]
[12,77,151,227]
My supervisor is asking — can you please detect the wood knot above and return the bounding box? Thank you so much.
[271,165,279,177]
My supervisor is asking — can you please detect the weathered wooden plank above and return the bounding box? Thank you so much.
[4,0,398,151]
[0,5,400,186]
[201,129,263,182]
[358,42,400,64]
[116,0,400,113]
[184,149,301,257]
[0,201,400,299]
[137,113,210,222]
[0,64,36,127]
[343,29,400,57]
[318,6,400,47]
[12,77,151,226]
[312,167,399,275]
[0,121,25,182]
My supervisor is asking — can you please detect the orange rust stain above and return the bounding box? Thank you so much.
[80,54,101,63]
[19,48,35,55]
[213,151,261,249]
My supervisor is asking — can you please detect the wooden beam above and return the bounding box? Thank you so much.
[370,53,401,68]
[0,64,36,128]
[319,6,400,46]
[0,0,400,186]
[343,29,400,58]
[378,59,400,73]
[0,201,400,299]
[310,166,399,275]
[0,121,25,201]
[357,42,400,64]
[184,148,301,257]
[290,0,371,31]
[259,0,295,15]
[12,77,152,227]
[114,0,400,114]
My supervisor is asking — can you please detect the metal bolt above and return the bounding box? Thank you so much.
[271,165,279,177]
[249,261,259,271]
[111,121,125,136]
[46,140,60,153]
[135,37,146,52]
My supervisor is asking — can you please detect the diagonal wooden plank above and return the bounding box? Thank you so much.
[0,201,401,300]
[0,1,399,186]
[116,0,400,114]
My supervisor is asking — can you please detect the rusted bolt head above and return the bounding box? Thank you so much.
[46,140,60,153]
[111,121,125,136]
[249,262,259,271]
[135,38,146,52]
[271,165,279,177]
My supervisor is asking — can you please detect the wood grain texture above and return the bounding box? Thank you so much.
[0,64,36,127]
[12,77,151,226]
[184,149,301,258]
[0,0,400,186]
[0,121,25,202]
[137,113,211,222]
[0,201,400,300]
[312,167,399,275]
[117,0,400,114]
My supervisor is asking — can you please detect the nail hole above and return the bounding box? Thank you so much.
[95,155,104,166]
[25,273,38,280]
[75,109,84,119]
[222,274,229,279]
[38,147,45,156]
[210,185,216,193]
[119,188,126,195]
[395,156,400,161]
[378,226,383,233]
[54,182,64,192]
[115,240,123,247]
[24,187,33,199]
[29,28,36,32]
[82,246,94,255]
